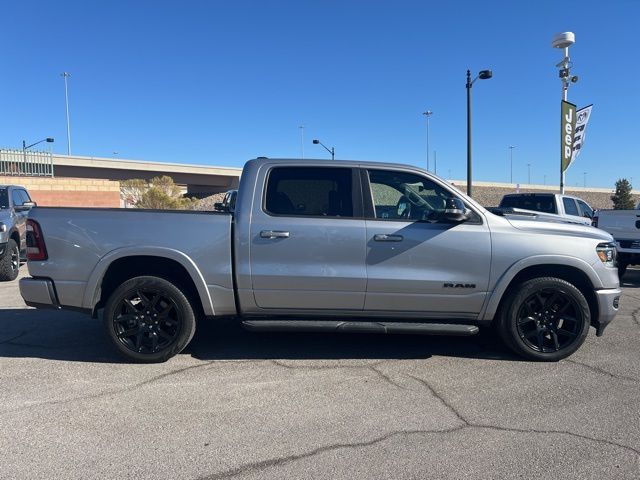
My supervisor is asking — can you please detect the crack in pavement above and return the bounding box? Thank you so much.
[196,426,466,480]
[269,360,408,391]
[0,360,223,415]
[196,373,639,479]
[0,331,28,345]
[632,307,640,327]
[565,359,640,383]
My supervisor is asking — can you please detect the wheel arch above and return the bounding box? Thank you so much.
[481,256,600,326]
[84,247,214,317]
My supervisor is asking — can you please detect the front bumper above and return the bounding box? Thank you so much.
[593,287,622,336]
[19,277,60,309]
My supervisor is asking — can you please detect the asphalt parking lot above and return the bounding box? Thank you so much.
[1,269,639,479]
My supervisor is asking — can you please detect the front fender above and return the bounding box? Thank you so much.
[479,255,603,322]
[82,246,215,316]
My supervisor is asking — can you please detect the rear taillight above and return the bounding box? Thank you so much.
[592,215,599,228]
[26,219,48,261]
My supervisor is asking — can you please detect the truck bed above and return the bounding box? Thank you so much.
[26,207,235,315]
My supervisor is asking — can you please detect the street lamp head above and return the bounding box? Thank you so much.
[46,138,54,143]
[423,110,433,116]
[478,70,492,80]
[551,32,575,49]
[312,139,320,144]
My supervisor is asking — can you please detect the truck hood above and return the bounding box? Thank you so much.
[506,218,614,242]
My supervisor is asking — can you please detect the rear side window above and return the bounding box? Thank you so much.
[562,197,579,216]
[264,167,354,217]
[500,195,557,213]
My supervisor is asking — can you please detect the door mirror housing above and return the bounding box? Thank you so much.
[442,198,470,223]
[15,201,36,212]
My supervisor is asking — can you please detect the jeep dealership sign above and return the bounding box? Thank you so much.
[561,100,576,172]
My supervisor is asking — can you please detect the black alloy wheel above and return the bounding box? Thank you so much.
[104,276,196,362]
[498,277,591,361]
[515,287,584,353]
[113,289,182,354]
[0,238,20,281]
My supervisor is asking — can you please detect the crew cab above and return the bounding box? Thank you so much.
[593,207,640,277]
[20,158,621,362]
[0,185,35,281]
[496,193,594,226]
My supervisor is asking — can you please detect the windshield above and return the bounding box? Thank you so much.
[499,195,557,214]
[0,188,8,210]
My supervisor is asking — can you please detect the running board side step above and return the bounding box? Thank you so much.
[241,320,479,336]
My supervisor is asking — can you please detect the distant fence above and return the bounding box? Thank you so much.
[0,149,54,177]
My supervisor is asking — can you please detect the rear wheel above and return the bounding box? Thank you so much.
[0,239,20,282]
[498,277,590,361]
[103,276,197,363]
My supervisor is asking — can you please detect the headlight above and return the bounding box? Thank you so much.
[596,243,616,267]
[0,222,6,233]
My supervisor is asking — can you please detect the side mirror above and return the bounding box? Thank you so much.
[442,198,470,223]
[15,201,36,212]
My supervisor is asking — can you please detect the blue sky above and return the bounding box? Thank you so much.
[1,0,638,188]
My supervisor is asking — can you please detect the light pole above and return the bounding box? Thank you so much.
[23,137,54,151]
[583,171,587,187]
[552,32,578,193]
[433,150,437,175]
[527,163,531,184]
[466,69,493,197]
[299,125,305,159]
[312,139,334,160]
[544,174,547,185]
[422,110,433,171]
[508,145,516,183]
[61,72,72,155]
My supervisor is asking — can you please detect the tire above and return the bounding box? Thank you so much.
[497,277,590,361]
[618,262,628,279]
[103,276,197,363]
[0,239,20,282]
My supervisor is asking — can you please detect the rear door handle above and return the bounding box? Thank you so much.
[260,230,290,239]
[374,234,403,242]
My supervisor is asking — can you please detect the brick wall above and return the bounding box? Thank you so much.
[0,176,121,208]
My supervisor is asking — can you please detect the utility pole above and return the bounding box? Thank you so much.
[433,150,437,175]
[509,145,516,183]
[61,72,72,155]
[422,110,433,171]
[527,163,532,184]
[298,125,305,159]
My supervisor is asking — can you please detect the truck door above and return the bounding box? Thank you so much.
[362,168,491,317]
[11,189,30,253]
[249,165,366,310]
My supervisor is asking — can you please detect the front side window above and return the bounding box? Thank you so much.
[265,167,353,217]
[563,197,579,216]
[576,200,593,218]
[11,189,24,207]
[367,169,456,221]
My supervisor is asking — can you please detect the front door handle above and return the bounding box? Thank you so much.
[260,230,290,239]
[374,234,403,242]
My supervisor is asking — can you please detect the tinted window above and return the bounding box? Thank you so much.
[367,169,455,221]
[576,200,593,218]
[0,188,8,209]
[500,195,557,213]
[19,190,32,204]
[265,167,353,217]
[563,197,579,216]
[11,189,24,207]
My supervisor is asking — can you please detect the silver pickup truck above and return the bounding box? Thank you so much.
[20,158,621,362]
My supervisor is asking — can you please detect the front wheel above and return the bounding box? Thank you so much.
[0,239,20,282]
[497,277,590,361]
[103,276,197,363]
